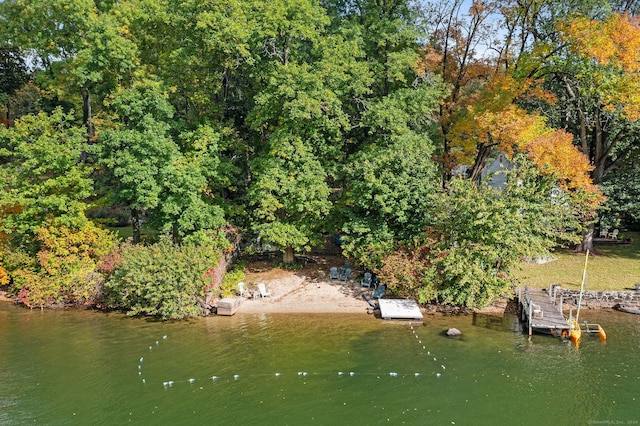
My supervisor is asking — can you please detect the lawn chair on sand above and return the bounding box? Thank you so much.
[237,282,250,297]
[361,272,372,288]
[371,284,386,299]
[330,267,339,280]
[257,283,272,298]
[339,268,351,282]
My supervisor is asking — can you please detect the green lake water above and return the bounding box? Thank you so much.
[0,302,638,425]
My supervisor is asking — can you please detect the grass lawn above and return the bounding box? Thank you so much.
[515,231,640,291]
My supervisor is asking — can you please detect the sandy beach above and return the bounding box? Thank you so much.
[236,254,372,314]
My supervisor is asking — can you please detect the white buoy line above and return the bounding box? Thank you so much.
[158,370,442,388]
[137,335,167,385]
[409,324,447,378]
[138,328,448,389]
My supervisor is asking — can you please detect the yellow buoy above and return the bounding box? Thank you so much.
[598,325,607,342]
[569,319,582,346]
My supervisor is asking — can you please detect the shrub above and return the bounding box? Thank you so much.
[0,250,9,286]
[103,239,221,319]
[376,245,437,303]
[9,221,117,308]
[220,267,246,298]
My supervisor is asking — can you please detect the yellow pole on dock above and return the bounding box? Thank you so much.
[575,249,589,324]
[569,250,589,345]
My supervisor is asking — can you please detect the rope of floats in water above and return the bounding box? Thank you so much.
[137,324,447,388]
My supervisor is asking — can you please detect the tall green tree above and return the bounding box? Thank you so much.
[0,0,139,137]
[248,135,331,263]
[149,134,226,242]
[244,0,353,263]
[0,108,93,252]
[95,83,178,243]
[340,82,446,269]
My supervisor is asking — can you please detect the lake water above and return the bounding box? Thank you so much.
[0,303,638,425]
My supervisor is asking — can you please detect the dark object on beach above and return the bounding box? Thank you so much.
[614,304,640,315]
[446,328,462,336]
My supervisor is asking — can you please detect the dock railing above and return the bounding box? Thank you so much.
[548,283,564,311]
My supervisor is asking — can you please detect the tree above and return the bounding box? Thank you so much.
[0,108,94,252]
[248,136,331,263]
[341,134,440,270]
[554,12,640,184]
[339,82,445,270]
[419,0,499,180]
[244,0,354,263]
[149,146,226,243]
[0,46,30,125]
[0,108,119,308]
[0,0,139,138]
[491,3,640,251]
[95,83,179,243]
[377,157,583,308]
[446,72,604,246]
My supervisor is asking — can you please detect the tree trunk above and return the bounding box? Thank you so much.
[575,222,594,253]
[468,138,497,184]
[131,208,141,244]
[171,222,180,244]
[82,87,95,140]
[283,246,295,264]
[80,87,95,163]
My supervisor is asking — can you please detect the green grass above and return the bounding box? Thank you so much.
[515,231,640,291]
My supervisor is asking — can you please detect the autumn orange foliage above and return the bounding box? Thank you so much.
[524,130,593,189]
[0,251,9,286]
[448,75,552,163]
[560,13,640,121]
[448,73,603,206]
[561,14,640,73]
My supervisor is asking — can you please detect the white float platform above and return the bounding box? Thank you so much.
[378,299,423,320]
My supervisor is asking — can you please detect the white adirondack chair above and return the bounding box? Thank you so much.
[257,283,272,298]
[237,282,249,297]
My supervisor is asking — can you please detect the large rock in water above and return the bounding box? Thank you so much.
[446,328,462,337]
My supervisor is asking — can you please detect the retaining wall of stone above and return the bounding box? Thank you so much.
[547,287,640,309]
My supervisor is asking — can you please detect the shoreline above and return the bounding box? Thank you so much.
[3,253,633,316]
[228,257,510,316]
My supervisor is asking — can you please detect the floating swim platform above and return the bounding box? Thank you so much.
[378,299,423,320]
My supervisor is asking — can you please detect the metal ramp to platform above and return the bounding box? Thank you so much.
[378,299,424,320]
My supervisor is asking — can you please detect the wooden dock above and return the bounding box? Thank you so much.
[518,286,569,335]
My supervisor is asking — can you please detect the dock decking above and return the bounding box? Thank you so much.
[518,286,568,335]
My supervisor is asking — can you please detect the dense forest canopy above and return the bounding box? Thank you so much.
[1,0,638,316]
